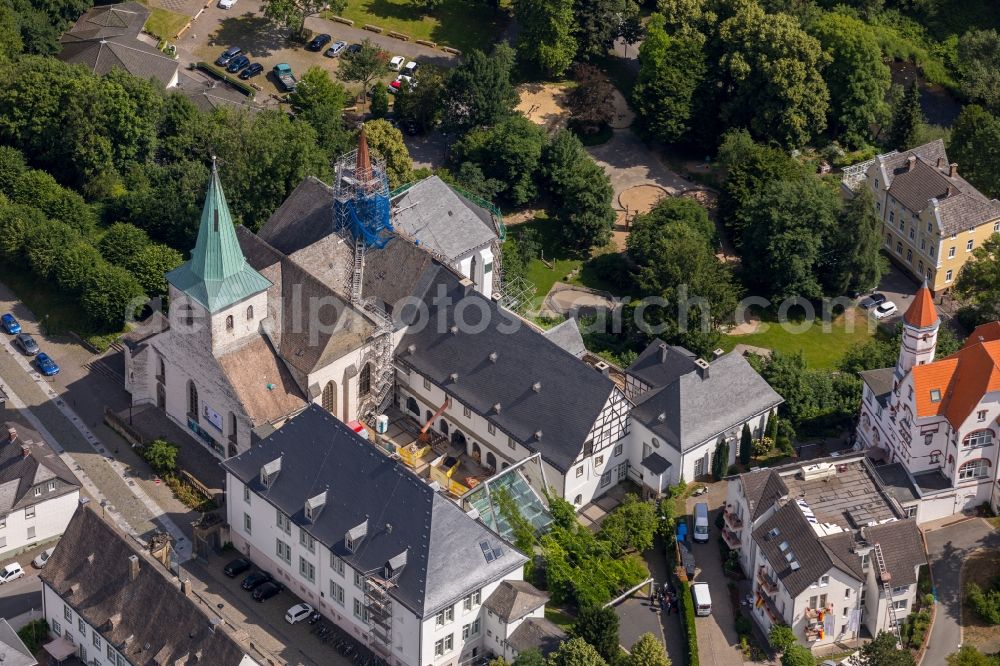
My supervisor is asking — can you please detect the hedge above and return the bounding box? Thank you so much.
[678,580,700,666]
[194,62,257,98]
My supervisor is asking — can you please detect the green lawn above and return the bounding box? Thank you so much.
[331,0,510,53]
[143,6,190,41]
[721,309,877,370]
[0,264,126,352]
[545,606,576,632]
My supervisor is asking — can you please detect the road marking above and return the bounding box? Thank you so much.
[1,344,192,561]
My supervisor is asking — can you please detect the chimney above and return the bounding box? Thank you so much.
[21,444,29,458]
[945,185,956,198]
[459,277,475,295]
[128,554,139,581]
[937,157,945,169]
[7,427,16,443]
[532,381,542,393]
[694,358,710,380]
[658,342,668,364]
[949,163,958,177]
[907,155,916,171]
[181,578,191,596]
[712,348,725,360]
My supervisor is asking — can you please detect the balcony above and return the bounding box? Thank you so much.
[722,527,741,550]
[723,506,743,531]
[754,591,782,624]
[805,604,834,620]
[756,566,779,596]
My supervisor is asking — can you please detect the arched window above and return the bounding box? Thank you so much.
[963,430,994,449]
[472,443,481,461]
[188,381,199,418]
[229,412,237,439]
[486,452,496,470]
[359,363,372,396]
[157,356,165,381]
[322,381,337,414]
[439,420,449,436]
[247,305,254,320]
[225,315,234,330]
[958,459,990,480]
[574,494,583,505]
[406,396,418,415]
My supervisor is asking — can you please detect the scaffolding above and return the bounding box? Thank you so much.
[364,568,400,657]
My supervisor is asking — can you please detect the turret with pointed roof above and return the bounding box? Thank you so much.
[166,159,271,314]
[896,279,939,378]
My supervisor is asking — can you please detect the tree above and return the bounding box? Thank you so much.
[548,638,608,666]
[260,0,346,39]
[0,145,26,195]
[767,625,795,653]
[363,120,413,189]
[339,38,389,107]
[956,234,1000,326]
[780,644,814,666]
[598,494,657,555]
[825,187,888,294]
[515,649,548,666]
[711,436,728,479]
[947,645,1000,666]
[567,64,616,135]
[737,177,841,302]
[111,160,211,251]
[289,66,352,156]
[454,115,547,205]
[25,219,79,279]
[857,631,916,666]
[54,241,103,293]
[657,0,707,35]
[949,105,1000,199]
[11,168,97,236]
[143,438,179,473]
[81,263,146,332]
[573,0,635,61]
[887,82,923,151]
[124,243,184,299]
[541,130,615,249]
[514,0,577,77]
[571,606,620,663]
[809,12,890,147]
[956,29,1000,114]
[443,44,517,131]
[369,82,389,119]
[0,202,44,261]
[713,1,830,148]
[967,581,1000,625]
[449,162,504,201]
[0,4,22,62]
[632,14,707,145]
[627,633,671,666]
[394,65,446,134]
[739,422,752,465]
[98,222,149,267]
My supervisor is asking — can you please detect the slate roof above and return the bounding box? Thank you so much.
[222,405,526,617]
[878,140,1000,236]
[58,38,179,86]
[60,2,148,42]
[41,506,250,666]
[390,177,498,261]
[395,267,616,473]
[859,367,894,399]
[627,340,699,390]
[641,452,671,476]
[483,580,549,622]
[0,423,79,513]
[507,617,567,655]
[175,73,255,113]
[258,177,335,256]
[739,469,789,521]
[0,619,36,666]
[863,520,925,587]
[216,336,307,425]
[167,163,272,313]
[631,352,783,453]
[542,319,587,358]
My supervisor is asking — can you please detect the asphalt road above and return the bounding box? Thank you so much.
[0,575,42,620]
[923,518,1000,665]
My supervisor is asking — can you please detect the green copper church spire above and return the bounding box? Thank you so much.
[166,158,271,313]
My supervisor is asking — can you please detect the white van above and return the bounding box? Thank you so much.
[693,502,709,543]
[691,582,712,616]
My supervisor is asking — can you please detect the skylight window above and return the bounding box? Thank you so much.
[779,541,789,552]
[929,389,941,403]
[480,540,502,563]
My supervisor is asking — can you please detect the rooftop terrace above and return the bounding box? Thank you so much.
[778,455,900,530]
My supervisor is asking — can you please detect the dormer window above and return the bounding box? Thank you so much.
[305,491,327,522]
[260,456,282,488]
[385,549,407,579]
[346,519,368,552]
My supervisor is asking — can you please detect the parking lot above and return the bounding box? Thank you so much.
[183,0,456,98]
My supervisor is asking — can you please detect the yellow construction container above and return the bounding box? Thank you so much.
[398,442,431,469]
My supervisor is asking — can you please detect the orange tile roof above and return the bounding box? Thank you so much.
[965,321,1000,346]
[903,282,938,328]
[912,331,1000,427]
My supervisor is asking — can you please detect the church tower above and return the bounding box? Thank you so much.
[165,158,272,353]
[896,279,939,379]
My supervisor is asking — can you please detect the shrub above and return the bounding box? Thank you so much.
[752,437,772,457]
[142,438,178,474]
[734,615,751,636]
[967,581,1000,625]
[17,619,49,654]
[768,624,796,653]
[677,581,699,666]
[80,262,146,332]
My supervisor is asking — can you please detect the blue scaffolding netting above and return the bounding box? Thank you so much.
[335,191,393,249]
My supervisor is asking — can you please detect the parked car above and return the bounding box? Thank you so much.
[403,60,418,76]
[223,557,252,577]
[325,40,347,57]
[285,602,314,624]
[388,55,405,71]
[14,333,38,355]
[241,570,273,591]
[693,502,709,543]
[272,63,297,92]
[1,313,21,334]
[252,581,281,601]
[217,0,237,8]
[215,46,242,66]
[0,562,24,584]
[226,55,250,73]
[33,547,55,569]
[691,582,712,616]
[345,43,362,56]
[239,63,263,79]
[307,33,332,51]
[872,301,898,320]
[35,352,59,376]
[388,74,415,93]
[858,292,888,310]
